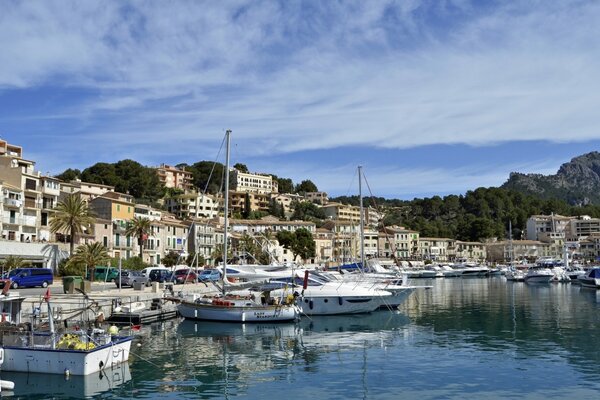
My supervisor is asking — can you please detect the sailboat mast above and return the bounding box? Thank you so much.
[222,130,231,296]
[358,165,365,269]
[509,220,514,265]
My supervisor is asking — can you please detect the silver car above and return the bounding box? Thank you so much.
[116,270,149,288]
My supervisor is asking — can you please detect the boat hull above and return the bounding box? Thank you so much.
[297,295,381,315]
[178,302,298,322]
[1,336,132,375]
[524,274,553,284]
[579,277,600,289]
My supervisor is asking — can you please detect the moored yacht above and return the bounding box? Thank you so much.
[524,263,554,284]
[578,268,600,289]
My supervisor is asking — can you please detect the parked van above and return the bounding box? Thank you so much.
[7,268,54,289]
[141,266,169,278]
[88,266,119,282]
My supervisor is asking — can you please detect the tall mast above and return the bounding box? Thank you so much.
[509,220,514,265]
[222,130,231,296]
[359,165,365,270]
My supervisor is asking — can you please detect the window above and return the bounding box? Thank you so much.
[103,236,108,247]
[117,205,121,211]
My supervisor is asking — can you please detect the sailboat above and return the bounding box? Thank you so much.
[176,130,299,322]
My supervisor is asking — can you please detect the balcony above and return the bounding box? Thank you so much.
[24,199,38,209]
[3,198,22,208]
[1,216,37,226]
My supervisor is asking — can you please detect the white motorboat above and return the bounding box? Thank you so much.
[176,131,298,323]
[268,271,392,315]
[505,268,525,282]
[439,265,462,278]
[524,264,554,284]
[578,268,600,289]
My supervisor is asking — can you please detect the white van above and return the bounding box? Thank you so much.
[140,266,169,278]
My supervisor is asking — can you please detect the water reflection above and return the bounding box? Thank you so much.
[1,362,131,399]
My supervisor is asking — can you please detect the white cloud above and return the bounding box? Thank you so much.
[2,0,600,193]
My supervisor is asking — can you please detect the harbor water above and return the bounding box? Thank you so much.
[3,277,600,399]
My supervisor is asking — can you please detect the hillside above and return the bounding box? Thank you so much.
[502,151,600,206]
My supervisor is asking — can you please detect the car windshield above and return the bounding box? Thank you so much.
[8,270,21,277]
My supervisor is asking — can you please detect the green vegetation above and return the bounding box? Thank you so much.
[125,217,153,260]
[50,194,96,255]
[109,256,148,271]
[68,242,110,279]
[276,228,316,262]
[1,255,25,275]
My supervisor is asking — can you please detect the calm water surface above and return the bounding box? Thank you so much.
[4,278,600,399]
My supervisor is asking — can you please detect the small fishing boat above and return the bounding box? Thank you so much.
[0,289,132,376]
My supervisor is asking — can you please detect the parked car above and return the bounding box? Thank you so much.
[198,269,221,282]
[174,269,197,284]
[116,270,149,288]
[4,268,54,289]
[88,266,119,282]
[148,269,173,283]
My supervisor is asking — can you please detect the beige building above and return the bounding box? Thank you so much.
[0,141,42,243]
[232,170,278,194]
[486,240,551,263]
[166,192,220,220]
[320,202,381,226]
[229,191,270,215]
[304,191,328,204]
[378,226,420,260]
[60,180,114,201]
[419,237,455,262]
[454,241,487,262]
[271,193,304,217]
[526,214,572,241]
[186,218,216,266]
[155,164,193,191]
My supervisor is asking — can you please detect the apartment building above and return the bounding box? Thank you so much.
[320,202,381,226]
[304,191,329,204]
[229,191,270,215]
[271,193,304,216]
[378,226,420,260]
[0,143,42,243]
[89,192,135,259]
[232,170,278,194]
[60,180,114,201]
[454,241,487,262]
[186,218,216,266]
[166,192,219,219]
[486,240,551,263]
[155,164,193,191]
[526,214,572,241]
[229,215,316,235]
[419,237,455,262]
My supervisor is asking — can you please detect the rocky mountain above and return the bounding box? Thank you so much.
[502,151,600,206]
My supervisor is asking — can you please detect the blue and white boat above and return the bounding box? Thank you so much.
[578,268,600,289]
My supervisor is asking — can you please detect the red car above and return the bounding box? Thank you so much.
[174,269,197,284]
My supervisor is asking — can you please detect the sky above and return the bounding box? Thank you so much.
[1,0,600,199]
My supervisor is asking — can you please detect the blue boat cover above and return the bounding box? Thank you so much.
[589,268,600,278]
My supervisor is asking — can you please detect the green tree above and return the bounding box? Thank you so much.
[1,255,24,275]
[243,193,251,218]
[291,201,326,221]
[110,256,147,271]
[69,242,110,280]
[163,251,181,268]
[295,180,318,194]
[55,168,81,182]
[274,176,295,194]
[125,217,153,260]
[50,194,96,255]
[276,228,316,262]
[234,163,249,173]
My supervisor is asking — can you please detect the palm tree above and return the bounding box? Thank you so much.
[1,255,24,276]
[126,216,152,260]
[50,194,96,255]
[69,242,110,280]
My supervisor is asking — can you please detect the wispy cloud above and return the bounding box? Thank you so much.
[2,1,600,196]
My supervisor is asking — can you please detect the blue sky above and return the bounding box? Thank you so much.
[1,0,600,199]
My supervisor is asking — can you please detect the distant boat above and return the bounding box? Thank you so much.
[524,263,554,284]
[578,268,600,289]
[176,130,299,323]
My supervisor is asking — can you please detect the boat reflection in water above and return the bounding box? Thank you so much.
[177,310,411,349]
[0,362,131,398]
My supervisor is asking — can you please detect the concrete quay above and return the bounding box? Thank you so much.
[13,281,221,324]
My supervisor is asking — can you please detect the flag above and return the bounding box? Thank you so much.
[43,288,51,302]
